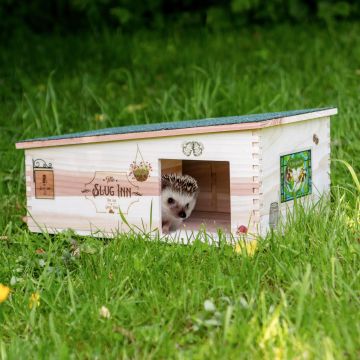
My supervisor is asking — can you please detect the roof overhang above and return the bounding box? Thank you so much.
[16,107,337,150]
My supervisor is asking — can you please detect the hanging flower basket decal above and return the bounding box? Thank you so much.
[129,144,152,182]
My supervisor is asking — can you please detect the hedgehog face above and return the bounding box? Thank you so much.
[161,174,199,223]
[161,187,198,220]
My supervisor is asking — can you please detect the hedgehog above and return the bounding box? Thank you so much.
[161,173,199,233]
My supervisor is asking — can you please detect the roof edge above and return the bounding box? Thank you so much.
[16,107,337,150]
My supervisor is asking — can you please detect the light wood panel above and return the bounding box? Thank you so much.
[26,196,160,233]
[23,131,255,237]
[183,211,231,232]
[27,169,159,197]
[182,160,230,213]
[161,159,182,175]
[259,117,331,235]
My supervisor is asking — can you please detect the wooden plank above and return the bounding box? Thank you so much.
[183,210,231,232]
[25,131,255,165]
[25,150,33,203]
[183,160,212,211]
[259,117,331,235]
[26,169,160,197]
[27,195,160,233]
[161,159,182,175]
[230,195,259,233]
[182,160,231,213]
[16,109,337,150]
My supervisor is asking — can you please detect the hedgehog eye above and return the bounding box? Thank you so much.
[168,197,174,204]
[185,203,189,209]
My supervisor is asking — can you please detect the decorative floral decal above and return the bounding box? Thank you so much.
[129,144,152,182]
[280,150,312,203]
[32,158,53,170]
[182,141,204,157]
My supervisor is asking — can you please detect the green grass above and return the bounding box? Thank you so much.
[0,23,359,359]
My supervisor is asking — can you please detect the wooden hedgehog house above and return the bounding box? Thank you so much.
[16,107,337,240]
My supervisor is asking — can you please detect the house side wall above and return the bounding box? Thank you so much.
[24,131,258,237]
[259,117,331,235]
[24,151,33,220]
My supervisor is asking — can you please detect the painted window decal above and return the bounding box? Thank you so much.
[280,150,312,203]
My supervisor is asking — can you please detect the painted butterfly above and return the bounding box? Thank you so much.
[182,141,204,157]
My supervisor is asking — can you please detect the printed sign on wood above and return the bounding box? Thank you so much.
[34,170,54,199]
[81,171,145,214]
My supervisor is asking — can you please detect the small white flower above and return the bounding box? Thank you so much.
[204,299,216,312]
[39,259,46,267]
[99,305,111,319]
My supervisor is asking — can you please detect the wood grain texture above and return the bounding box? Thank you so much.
[183,211,231,232]
[26,169,160,197]
[182,160,231,213]
[23,131,256,237]
[230,195,259,233]
[161,159,182,175]
[259,116,331,235]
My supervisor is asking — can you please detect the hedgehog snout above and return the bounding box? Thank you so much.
[178,211,187,219]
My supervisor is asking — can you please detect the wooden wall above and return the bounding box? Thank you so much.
[182,160,230,214]
[24,130,259,238]
[259,116,331,235]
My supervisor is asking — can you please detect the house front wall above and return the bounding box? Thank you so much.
[259,116,331,235]
[24,130,260,237]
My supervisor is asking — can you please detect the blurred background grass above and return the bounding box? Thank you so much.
[1,0,360,35]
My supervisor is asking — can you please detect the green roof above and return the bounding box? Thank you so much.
[19,107,334,143]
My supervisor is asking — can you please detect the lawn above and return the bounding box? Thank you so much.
[0,22,359,359]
